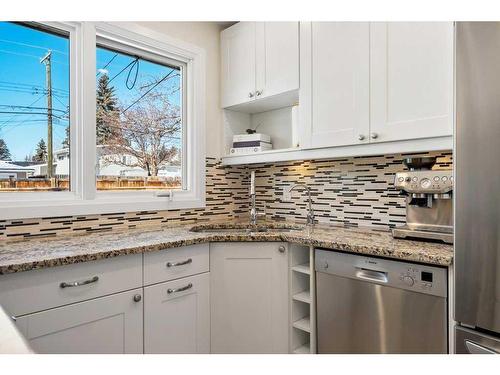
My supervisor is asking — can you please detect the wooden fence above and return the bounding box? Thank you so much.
[0,176,181,192]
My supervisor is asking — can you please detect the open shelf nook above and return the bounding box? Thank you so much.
[288,243,315,354]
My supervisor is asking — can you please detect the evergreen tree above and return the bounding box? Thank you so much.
[62,125,70,149]
[0,138,11,160]
[33,139,47,162]
[96,74,118,145]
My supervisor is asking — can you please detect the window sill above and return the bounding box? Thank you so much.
[0,194,206,220]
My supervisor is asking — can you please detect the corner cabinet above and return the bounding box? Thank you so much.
[210,242,289,353]
[221,22,299,110]
[15,288,144,354]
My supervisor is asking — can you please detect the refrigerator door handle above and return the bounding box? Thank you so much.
[465,340,498,354]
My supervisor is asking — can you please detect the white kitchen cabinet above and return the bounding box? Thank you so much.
[15,288,143,354]
[255,22,300,101]
[210,242,289,353]
[300,22,370,148]
[299,21,453,151]
[221,22,256,108]
[221,22,299,110]
[144,272,210,354]
[369,22,454,142]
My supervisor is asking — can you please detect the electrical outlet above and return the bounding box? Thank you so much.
[283,185,292,202]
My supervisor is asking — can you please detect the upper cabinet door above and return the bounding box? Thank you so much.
[370,22,454,142]
[300,22,370,149]
[255,22,299,99]
[221,22,256,108]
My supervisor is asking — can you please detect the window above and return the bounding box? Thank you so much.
[95,44,184,191]
[0,22,70,192]
[0,22,206,219]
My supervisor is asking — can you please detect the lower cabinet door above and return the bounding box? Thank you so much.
[144,272,210,353]
[210,242,289,353]
[15,288,143,354]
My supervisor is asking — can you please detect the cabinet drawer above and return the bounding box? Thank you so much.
[143,243,209,286]
[0,254,142,317]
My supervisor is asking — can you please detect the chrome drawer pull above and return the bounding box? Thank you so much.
[167,283,193,294]
[166,258,192,268]
[60,276,99,289]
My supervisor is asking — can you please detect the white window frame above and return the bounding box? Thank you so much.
[0,22,206,220]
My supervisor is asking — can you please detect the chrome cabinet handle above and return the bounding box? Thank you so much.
[255,90,263,96]
[133,294,142,302]
[60,276,99,289]
[278,245,286,253]
[166,258,192,268]
[370,132,379,139]
[167,283,193,294]
[248,92,255,98]
[358,134,365,141]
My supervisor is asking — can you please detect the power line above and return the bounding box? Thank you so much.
[0,38,68,56]
[0,86,68,98]
[0,111,66,119]
[0,48,68,65]
[0,93,46,131]
[52,95,68,110]
[0,80,68,94]
[108,57,139,85]
[122,69,177,114]
[0,87,46,95]
[96,53,118,77]
[0,105,67,113]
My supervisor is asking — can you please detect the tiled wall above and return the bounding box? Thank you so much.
[245,150,453,228]
[0,151,452,240]
[0,158,248,240]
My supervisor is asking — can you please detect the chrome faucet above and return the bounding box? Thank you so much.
[249,170,258,225]
[288,183,315,226]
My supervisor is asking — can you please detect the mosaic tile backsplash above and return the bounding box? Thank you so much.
[247,150,452,228]
[0,158,248,240]
[0,151,452,240]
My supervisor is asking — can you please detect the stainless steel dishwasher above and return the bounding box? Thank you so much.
[315,249,448,354]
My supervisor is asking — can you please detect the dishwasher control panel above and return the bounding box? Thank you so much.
[400,267,436,291]
[315,249,447,298]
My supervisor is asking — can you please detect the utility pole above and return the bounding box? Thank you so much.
[40,50,53,179]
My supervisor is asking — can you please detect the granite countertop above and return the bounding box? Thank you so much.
[0,221,454,275]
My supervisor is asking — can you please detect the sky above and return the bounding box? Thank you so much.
[0,22,181,161]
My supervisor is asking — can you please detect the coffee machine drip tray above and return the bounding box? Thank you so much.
[392,225,453,244]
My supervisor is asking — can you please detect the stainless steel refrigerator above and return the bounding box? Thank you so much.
[455,22,500,354]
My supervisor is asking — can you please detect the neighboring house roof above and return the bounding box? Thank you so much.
[0,160,35,173]
[9,161,44,167]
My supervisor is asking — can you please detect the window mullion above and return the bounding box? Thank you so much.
[79,22,97,201]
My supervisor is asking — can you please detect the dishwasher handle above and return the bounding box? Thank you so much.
[355,268,388,283]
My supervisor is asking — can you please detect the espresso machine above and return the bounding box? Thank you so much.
[392,157,453,243]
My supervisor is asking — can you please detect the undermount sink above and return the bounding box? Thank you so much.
[189,225,304,234]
